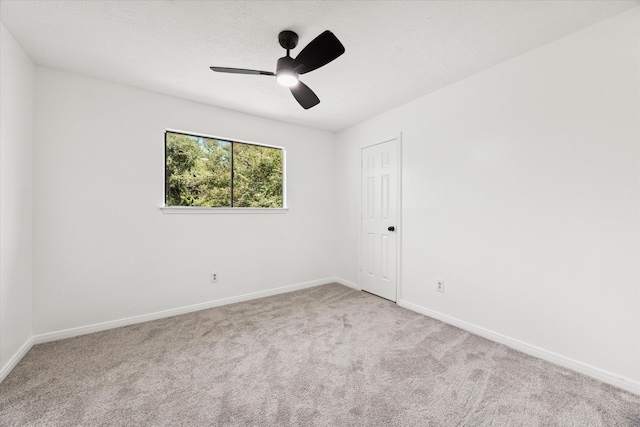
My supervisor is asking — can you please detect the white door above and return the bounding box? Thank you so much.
[361,139,399,301]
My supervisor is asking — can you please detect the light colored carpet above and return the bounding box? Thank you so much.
[1,283,639,426]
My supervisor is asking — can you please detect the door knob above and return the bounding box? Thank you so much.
[388,226,395,232]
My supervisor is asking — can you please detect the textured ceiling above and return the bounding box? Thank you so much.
[1,0,638,132]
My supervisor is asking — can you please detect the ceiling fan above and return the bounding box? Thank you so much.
[210,30,345,110]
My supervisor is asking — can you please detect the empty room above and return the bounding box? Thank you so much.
[1,1,639,425]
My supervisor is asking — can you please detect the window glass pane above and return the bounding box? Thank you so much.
[232,143,283,208]
[165,132,231,206]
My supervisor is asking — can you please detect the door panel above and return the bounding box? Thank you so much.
[361,139,398,301]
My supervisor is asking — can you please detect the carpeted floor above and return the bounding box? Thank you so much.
[1,283,639,426]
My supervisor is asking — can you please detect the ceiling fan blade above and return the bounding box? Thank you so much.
[210,67,274,76]
[290,82,320,109]
[291,31,345,75]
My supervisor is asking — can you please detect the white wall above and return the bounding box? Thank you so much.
[336,8,640,388]
[0,23,34,375]
[33,68,336,335]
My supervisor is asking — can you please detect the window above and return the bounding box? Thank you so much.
[164,131,284,208]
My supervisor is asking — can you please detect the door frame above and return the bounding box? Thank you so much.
[358,133,403,302]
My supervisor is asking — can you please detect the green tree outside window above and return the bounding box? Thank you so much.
[165,132,283,208]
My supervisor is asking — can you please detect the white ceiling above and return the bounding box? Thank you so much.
[1,1,638,132]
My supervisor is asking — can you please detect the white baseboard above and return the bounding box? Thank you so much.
[33,277,335,345]
[397,299,640,396]
[0,337,34,383]
[334,277,360,290]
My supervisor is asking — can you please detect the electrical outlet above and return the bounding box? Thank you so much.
[211,272,219,283]
[437,280,444,292]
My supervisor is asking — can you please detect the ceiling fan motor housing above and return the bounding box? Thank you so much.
[277,55,295,73]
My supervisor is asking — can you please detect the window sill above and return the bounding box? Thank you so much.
[160,206,288,214]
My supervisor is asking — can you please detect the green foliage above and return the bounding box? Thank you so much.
[165,132,283,208]
[233,143,283,208]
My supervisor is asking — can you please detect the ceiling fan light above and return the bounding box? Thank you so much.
[276,70,299,87]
